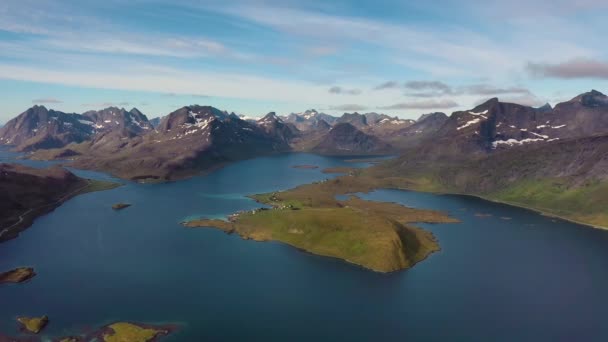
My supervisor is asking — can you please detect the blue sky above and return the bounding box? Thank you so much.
[1,0,607,122]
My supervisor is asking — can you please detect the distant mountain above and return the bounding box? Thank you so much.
[33,105,290,180]
[537,103,553,113]
[283,109,337,131]
[149,116,162,128]
[256,112,300,144]
[335,112,368,129]
[311,123,393,155]
[0,105,152,151]
[0,106,95,151]
[387,112,448,148]
[364,112,413,126]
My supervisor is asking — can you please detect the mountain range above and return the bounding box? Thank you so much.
[1,90,607,198]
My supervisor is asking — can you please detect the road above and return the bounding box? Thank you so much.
[0,180,93,239]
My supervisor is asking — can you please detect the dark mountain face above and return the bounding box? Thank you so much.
[0,106,94,151]
[257,112,300,144]
[149,117,162,128]
[336,113,368,129]
[545,90,608,139]
[311,123,393,155]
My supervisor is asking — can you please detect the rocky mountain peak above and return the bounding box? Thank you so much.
[417,112,447,122]
[575,90,608,107]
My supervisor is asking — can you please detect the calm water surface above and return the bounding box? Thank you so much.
[1,150,608,341]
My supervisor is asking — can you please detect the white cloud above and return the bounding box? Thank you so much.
[32,98,63,104]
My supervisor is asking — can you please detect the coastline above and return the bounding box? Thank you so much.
[0,178,121,243]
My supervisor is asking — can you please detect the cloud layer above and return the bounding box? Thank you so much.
[527,58,608,79]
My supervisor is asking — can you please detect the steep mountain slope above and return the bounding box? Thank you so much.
[373,133,608,227]
[311,123,393,155]
[387,112,449,148]
[544,90,608,138]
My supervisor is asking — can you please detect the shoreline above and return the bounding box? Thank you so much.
[384,185,608,231]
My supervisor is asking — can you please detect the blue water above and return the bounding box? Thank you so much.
[2,151,608,341]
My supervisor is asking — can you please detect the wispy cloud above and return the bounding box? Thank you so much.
[328,86,361,95]
[373,81,400,90]
[463,84,531,95]
[82,102,117,108]
[32,98,63,104]
[379,100,459,110]
[328,104,369,111]
[527,58,608,79]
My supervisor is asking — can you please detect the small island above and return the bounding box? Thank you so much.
[184,169,458,273]
[17,315,49,334]
[112,203,131,210]
[291,164,319,169]
[1,321,175,342]
[100,322,172,342]
[0,267,36,284]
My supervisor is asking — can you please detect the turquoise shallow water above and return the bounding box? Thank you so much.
[1,150,608,341]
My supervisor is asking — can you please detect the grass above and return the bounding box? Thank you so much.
[490,179,608,228]
[78,179,122,194]
[103,322,167,342]
[370,163,608,229]
[185,172,457,273]
[17,315,48,334]
[0,267,35,284]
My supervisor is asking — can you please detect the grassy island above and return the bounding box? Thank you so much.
[184,169,458,273]
[17,315,48,334]
[112,203,132,210]
[0,267,36,284]
[1,321,174,341]
[102,322,171,342]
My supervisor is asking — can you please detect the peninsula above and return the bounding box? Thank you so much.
[0,163,120,242]
[184,168,458,272]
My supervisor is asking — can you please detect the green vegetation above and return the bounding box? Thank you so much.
[79,179,122,194]
[370,159,608,229]
[112,203,132,210]
[185,171,457,273]
[103,322,169,342]
[491,179,608,228]
[17,315,48,334]
[0,267,35,284]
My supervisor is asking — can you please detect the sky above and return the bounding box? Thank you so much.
[0,0,607,122]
